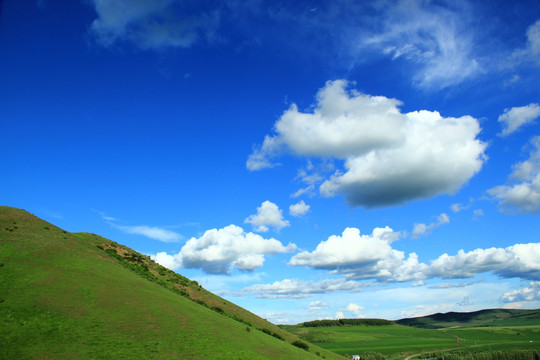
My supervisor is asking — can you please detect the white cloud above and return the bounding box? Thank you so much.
[428,243,540,280]
[289,227,427,282]
[309,301,329,311]
[488,136,540,214]
[98,211,182,242]
[345,303,365,318]
[289,201,310,217]
[501,281,540,302]
[152,225,296,274]
[427,279,483,289]
[473,209,484,220]
[511,19,540,65]
[88,0,219,50]
[151,251,182,270]
[290,227,399,269]
[261,312,290,324]
[291,185,315,199]
[242,278,365,299]
[320,109,486,208]
[244,201,290,232]
[498,103,540,136]
[335,311,344,320]
[288,225,540,285]
[451,203,466,213]
[248,80,487,208]
[412,213,450,238]
[528,20,540,56]
[292,161,335,198]
[247,80,405,170]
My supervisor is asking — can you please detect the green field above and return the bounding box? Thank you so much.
[283,324,540,359]
[0,206,343,359]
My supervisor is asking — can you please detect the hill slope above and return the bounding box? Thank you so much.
[0,206,343,359]
[396,308,540,329]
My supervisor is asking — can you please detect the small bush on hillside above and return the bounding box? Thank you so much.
[292,340,309,351]
[195,299,207,307]
[212,306,224,314]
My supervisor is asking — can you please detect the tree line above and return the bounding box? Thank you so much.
[421,350,540,360]
[301,318,394,327]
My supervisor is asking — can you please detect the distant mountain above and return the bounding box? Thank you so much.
[0,206,343,359]
[396,308,540,329]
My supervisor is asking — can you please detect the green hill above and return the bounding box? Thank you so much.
[396,308,540,329]
[0,206,343,359]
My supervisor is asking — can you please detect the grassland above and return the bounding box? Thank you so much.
[282,323,540,360]
[0,206,343,359]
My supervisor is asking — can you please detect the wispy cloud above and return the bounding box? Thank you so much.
[510,19,540,66]
[242,278,366,299]
[113,224,182,243]
[412,213,450,238]
[427,279,483,289]
[356,0,482,89]
[87,0,219,50]
[96,210,182,242]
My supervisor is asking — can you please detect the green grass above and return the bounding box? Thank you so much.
[0,206,343,359]
[282,324,540,360]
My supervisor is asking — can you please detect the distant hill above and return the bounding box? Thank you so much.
[0,206,343,359]
[396,308,540,329]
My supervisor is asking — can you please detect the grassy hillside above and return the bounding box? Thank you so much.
[0,206,343,359]
[396,308,540,329]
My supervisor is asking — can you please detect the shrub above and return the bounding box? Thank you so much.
[212,306,224,314]
[292,340,309,351]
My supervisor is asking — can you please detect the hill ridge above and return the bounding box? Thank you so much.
[0,206,343,359]
[396,308,540,329]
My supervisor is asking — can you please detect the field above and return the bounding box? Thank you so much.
[282,324,540,360]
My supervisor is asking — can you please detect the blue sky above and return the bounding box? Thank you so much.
[2,0,540,324]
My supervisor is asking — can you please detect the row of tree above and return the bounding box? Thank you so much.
[421,350,540,360]
[301,318,394,327]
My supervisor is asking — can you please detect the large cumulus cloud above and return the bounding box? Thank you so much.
[289,227,427,282]
[248,80,487,208]
[288,226,540,286]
